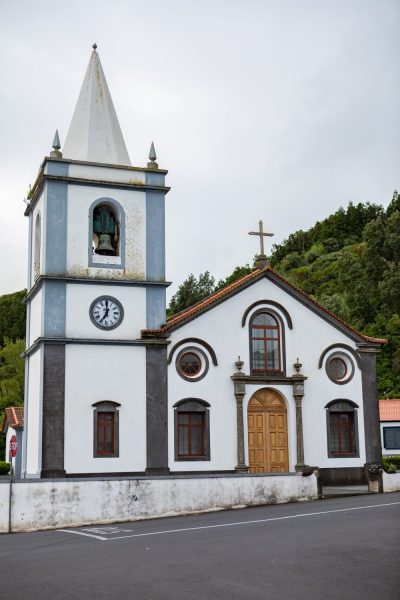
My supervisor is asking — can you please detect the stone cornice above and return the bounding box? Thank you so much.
[23,336,170,357]
[25,275,171,303]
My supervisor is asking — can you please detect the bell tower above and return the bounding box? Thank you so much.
[22,46,170,478]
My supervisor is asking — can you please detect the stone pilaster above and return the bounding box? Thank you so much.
[291,360,307,473]
[357,343,383,492]
[231,359,248,473]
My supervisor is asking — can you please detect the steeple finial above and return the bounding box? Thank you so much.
[50,130,62,158]
[147,141,158,169]
[92,43,97,50]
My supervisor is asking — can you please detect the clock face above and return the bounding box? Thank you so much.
[89,296,124,330]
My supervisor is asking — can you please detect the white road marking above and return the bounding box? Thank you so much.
[58,501,400,542]
[59,529,106,540]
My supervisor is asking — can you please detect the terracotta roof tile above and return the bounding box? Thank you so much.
[141,265,387,344]
[1,407,24,433]
[379,399,400,422]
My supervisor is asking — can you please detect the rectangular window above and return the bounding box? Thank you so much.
[383,427,400,450]
[177,412,205,458]
[97,412,115,456]
[328,412,356,456]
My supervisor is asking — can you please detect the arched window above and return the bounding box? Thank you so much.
[34,213,41,280]
[325,400,359,458]
[92,401,120,458]
[92,204,120,256]
[250,311,282,374]
[173,399,210,461]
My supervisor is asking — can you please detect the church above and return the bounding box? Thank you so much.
[21,46,385,490]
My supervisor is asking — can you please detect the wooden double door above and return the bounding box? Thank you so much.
[248,389,289,473]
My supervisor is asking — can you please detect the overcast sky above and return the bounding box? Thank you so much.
[1,0,399,298]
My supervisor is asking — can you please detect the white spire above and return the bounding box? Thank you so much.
[63,44,131,166]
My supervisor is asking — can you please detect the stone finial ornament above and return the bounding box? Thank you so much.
[147,141,159,169]
[293,358,303,374]
[50,130,62,158]
[92,43,98,50]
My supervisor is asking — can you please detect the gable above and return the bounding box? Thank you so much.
[143,266,385,346]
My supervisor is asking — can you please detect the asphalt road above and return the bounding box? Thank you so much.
[1,493,399,600]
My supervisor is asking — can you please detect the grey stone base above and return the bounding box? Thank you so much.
[41,469,67,478]
[146,467,171,476]
[319,467,367,486]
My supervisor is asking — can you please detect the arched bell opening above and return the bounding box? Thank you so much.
[92,203,120,256]
[247,388,289,473]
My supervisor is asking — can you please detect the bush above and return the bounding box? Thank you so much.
[0,461,10,475]
[381,455,400,473]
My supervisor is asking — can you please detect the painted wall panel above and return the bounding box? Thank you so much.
[64,344,146,473]
[66,184,146,279]
[29,192,45,287]
[68,164,146,185]
[25,349,42,477]
[65,283,146,339]
[29,288,43,345]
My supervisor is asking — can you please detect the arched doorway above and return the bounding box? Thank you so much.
[247,389,289,473]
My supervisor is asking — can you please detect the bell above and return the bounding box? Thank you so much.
[96,233,114,255]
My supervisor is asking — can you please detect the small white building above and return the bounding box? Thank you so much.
[380,399,400,456]
[21,47,385,490]
[2,407,24,477]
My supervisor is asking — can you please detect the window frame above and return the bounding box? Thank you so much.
[383,426,400,450]
[88,197,125,269]
[325,400,359,458]
[175,346,209,382]
[325,351,355,385]
[92,401,120,458]
[249,308,285,376]
[173,399,210,461]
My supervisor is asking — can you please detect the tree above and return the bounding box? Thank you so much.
[168,272,215,316]
[0,338,25,412]
[0,290,26,346]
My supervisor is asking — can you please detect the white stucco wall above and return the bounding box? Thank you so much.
[382,470,400,492]
[25,348,43,477]
[64,344,146,473]
[66,184,146,279]
[68,164,146,186]
[28,288,43,345]
[65,283,146,340]
[0,473,318,533]
[168,276,367,472]
[29,192,45,288]
[381,422,400,455]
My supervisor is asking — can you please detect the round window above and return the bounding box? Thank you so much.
[179,352,201,377]
[326,352,354,384]
[176,346,209,382]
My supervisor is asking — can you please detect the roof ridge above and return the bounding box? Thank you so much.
[165,266,267,325]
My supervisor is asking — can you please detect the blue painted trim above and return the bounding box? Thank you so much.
[43,280,66,337]
[88,197,126,269]
[45,181,68,274]
[145,171,165,187]
[46,162,69,176]
[146,286,166,329]
[146,191,165,280]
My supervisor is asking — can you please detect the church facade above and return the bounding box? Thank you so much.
[21,48,385,488]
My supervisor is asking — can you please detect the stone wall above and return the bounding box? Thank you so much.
[0,473,318,533]
[382,471,400,493]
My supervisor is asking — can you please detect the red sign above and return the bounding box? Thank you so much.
[9,435,17,458]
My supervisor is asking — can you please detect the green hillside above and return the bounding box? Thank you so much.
[270,192,400,397]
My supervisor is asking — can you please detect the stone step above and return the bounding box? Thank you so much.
[322,485,373,498]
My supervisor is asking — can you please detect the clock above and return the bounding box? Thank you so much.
[89,296,124,330]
